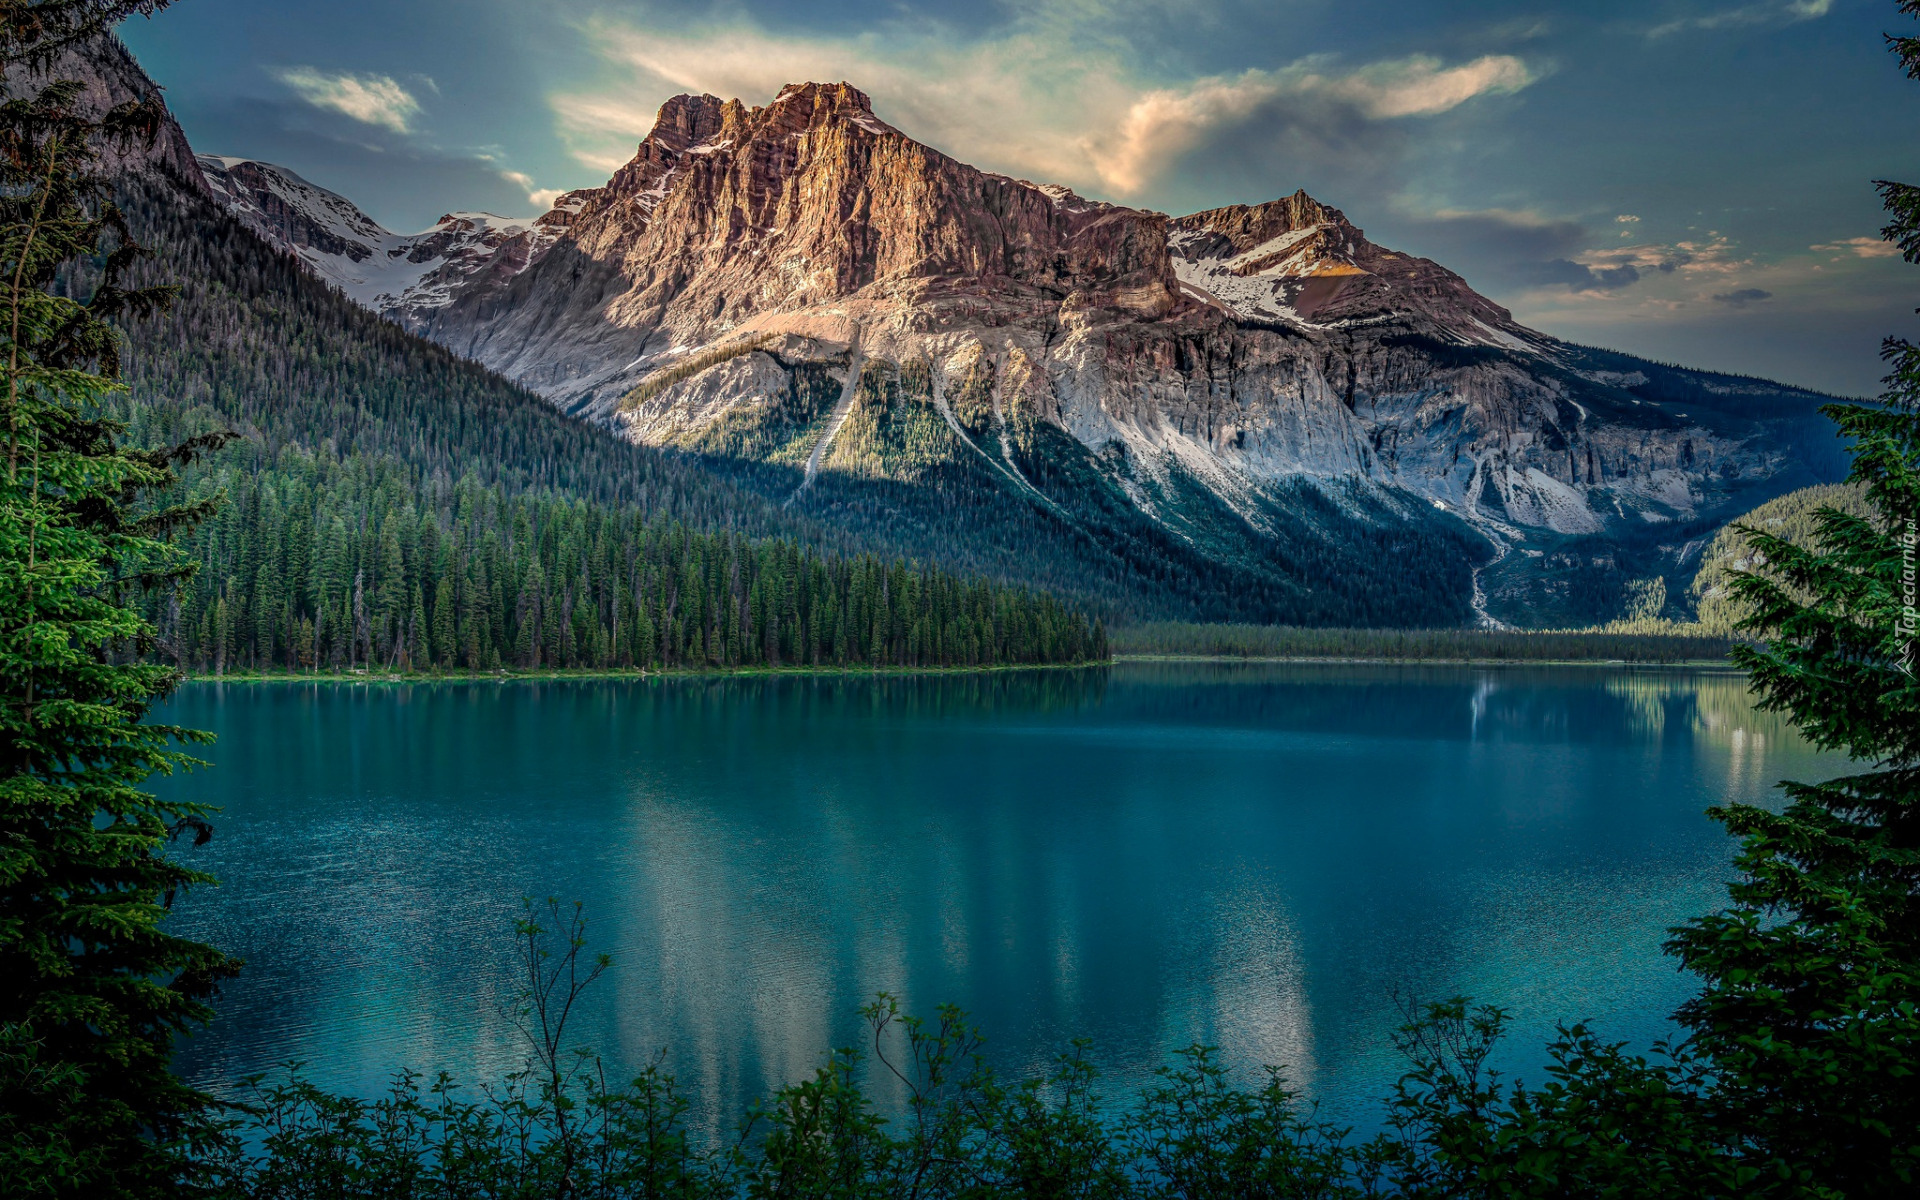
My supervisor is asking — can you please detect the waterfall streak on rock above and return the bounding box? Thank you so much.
[932,367,1062,514]
[787,333,864,506]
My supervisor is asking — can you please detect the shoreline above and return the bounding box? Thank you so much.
[1113,653,1741,669]
[175,660,1104,685]
[175,654,1740,685]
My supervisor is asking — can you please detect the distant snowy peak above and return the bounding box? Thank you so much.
[196,155,550,322]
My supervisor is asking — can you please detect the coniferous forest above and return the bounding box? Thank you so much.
[154,454,1107,673]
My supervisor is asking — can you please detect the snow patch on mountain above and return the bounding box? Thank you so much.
[196,155,549,320]
[1168,227,1320,326]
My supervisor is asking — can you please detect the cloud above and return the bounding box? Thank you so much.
[1648,0,1834,38]
[1387,204,1673,295]
[499,168,563,209]
[1713,287,1773,306]
[1534,259,1645,291]
[549,17,1537,198]
[1812,235,1900,258]
[1395,205,1586,272]
[1326,55,1537,119]
[1484,232,1747,296]
[274,67,422,134]
[1096,55,1534,192]
[548,21,1132,188]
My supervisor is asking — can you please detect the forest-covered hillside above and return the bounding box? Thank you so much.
[1687,482,1874,635]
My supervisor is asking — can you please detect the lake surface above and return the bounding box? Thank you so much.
[157,662,1840,1131]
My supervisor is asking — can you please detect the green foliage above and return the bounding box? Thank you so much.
[1688,483,1873,634]
[199,911,1399,1200]
[824,357,965,483]
[1111,622,1736,663]
[210,903,744,1200]
[1370,1000,1767,1197]
[0,17,236,1198]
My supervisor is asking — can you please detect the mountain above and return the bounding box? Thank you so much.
[13,33,1430,633]
[198,80,1846,627]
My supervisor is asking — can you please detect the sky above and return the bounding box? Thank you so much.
[120,0,1920,397]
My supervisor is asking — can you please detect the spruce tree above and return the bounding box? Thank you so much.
[1660,6,1920,1188]
[0,4,238,1195]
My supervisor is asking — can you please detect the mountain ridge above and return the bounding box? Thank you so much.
[195,155,557,325]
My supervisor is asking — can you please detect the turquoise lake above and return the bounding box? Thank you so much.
[156,662,1840,1131]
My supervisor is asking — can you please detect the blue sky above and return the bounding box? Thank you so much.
[123,0,1920,396]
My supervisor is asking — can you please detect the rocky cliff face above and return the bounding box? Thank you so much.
[418,82,1180,414]
[200,79,1846,626]
[1167,192,1525,338]
[3,34,208,192]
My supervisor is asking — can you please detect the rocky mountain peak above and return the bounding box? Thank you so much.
[3,33,208,194]
[198,153,542,321]
[646,92,733,151]
[420,77,1181,406]
[759,80,895,137]
[767,80,877,117]
[1167,186,1522,335]
[1172,189,1355,254]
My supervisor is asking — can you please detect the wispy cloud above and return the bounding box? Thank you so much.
[1510,234,1746,295]
[500,169,563,209]
[1648,0,1833,39]
[1713,287,1773,306]
[274,67,422,134]
[1812,235,1900,258]
[548,16,1537,198]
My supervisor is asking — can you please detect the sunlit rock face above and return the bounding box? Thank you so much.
[205,76,1841,610]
